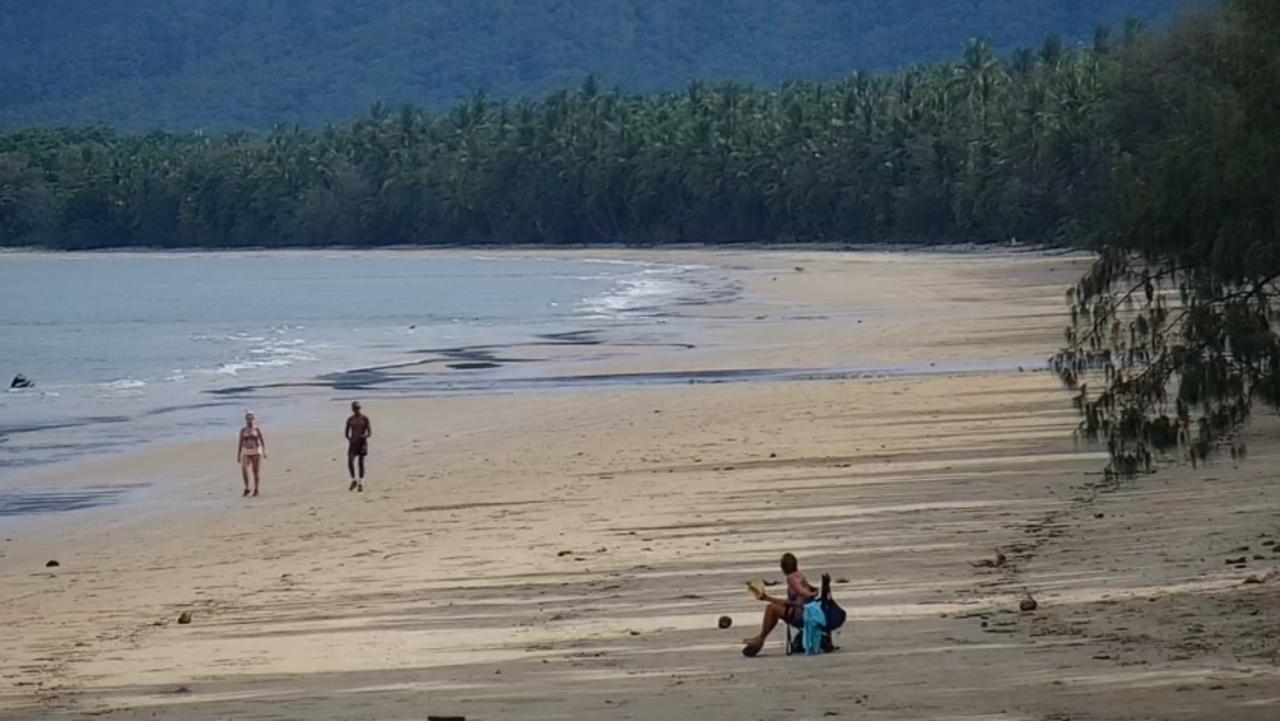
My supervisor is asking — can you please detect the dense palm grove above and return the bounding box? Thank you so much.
[0,28,1135,249]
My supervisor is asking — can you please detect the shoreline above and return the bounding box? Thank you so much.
[0,251,727,489]
[6,248,1276,721]
[0,247,1065,504]
[0,240,1093,258]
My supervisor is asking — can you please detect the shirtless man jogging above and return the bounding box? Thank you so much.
[345,401,372,492]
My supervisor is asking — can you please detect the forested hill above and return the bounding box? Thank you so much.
[0,0,1196,130]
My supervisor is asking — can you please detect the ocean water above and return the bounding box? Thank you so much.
[0,252,711,480]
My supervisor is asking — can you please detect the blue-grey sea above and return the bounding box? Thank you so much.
[0,251,714,480]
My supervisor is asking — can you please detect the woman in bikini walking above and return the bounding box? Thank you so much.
[236,411,267,497]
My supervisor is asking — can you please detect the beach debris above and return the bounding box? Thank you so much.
[1225,557,1247,565]
[835,577,850,584]
[972,549,1007,568]
[794,266,805,272]
[1243,570,1280,585]
[628,630,641,636]
[10,374,33,389]
[45,560,59,568]
[718,616,733,629]
[168,686,192,695]
[556,550,573,557]
[426,716,466,721]
[177,611,193,625]
[1019,596,1039,613]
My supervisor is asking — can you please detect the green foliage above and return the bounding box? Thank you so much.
[0,39,1126,249]
[0,0,1197,130]
[1053,0,1280,478]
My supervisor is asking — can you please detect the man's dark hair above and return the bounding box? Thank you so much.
[780,552,798,574]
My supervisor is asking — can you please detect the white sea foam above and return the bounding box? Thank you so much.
[580,257,656,267]
[579,267,692,318]
[212,343,318,375]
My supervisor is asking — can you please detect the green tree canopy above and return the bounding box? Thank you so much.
[1053,0,1280,477]
[0,35,1129,249]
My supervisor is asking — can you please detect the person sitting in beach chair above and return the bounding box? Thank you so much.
[743,553,847,657]
[742,552,816,657]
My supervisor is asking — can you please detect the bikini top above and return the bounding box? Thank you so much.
[240,426,262,452]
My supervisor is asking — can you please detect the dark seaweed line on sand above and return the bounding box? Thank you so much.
[0,484,146,517]
[207,328,702,396]
[205,360,1047,398]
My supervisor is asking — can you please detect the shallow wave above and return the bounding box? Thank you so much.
[578,267,695,318]
[214,358,300,376]
[102,379,147,390]
[178,332,323,377]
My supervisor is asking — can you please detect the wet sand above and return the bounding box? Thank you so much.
[1,250,1278,720]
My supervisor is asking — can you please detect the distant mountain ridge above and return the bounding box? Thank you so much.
[0,0,1199,130]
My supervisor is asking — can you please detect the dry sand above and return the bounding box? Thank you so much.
[2,250,1278,721]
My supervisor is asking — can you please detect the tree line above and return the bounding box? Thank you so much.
[2,27,1136,249]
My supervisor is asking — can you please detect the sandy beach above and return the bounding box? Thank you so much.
[2,249,1278,721]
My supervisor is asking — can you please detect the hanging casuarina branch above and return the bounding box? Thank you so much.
[1052,1,1280,479]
